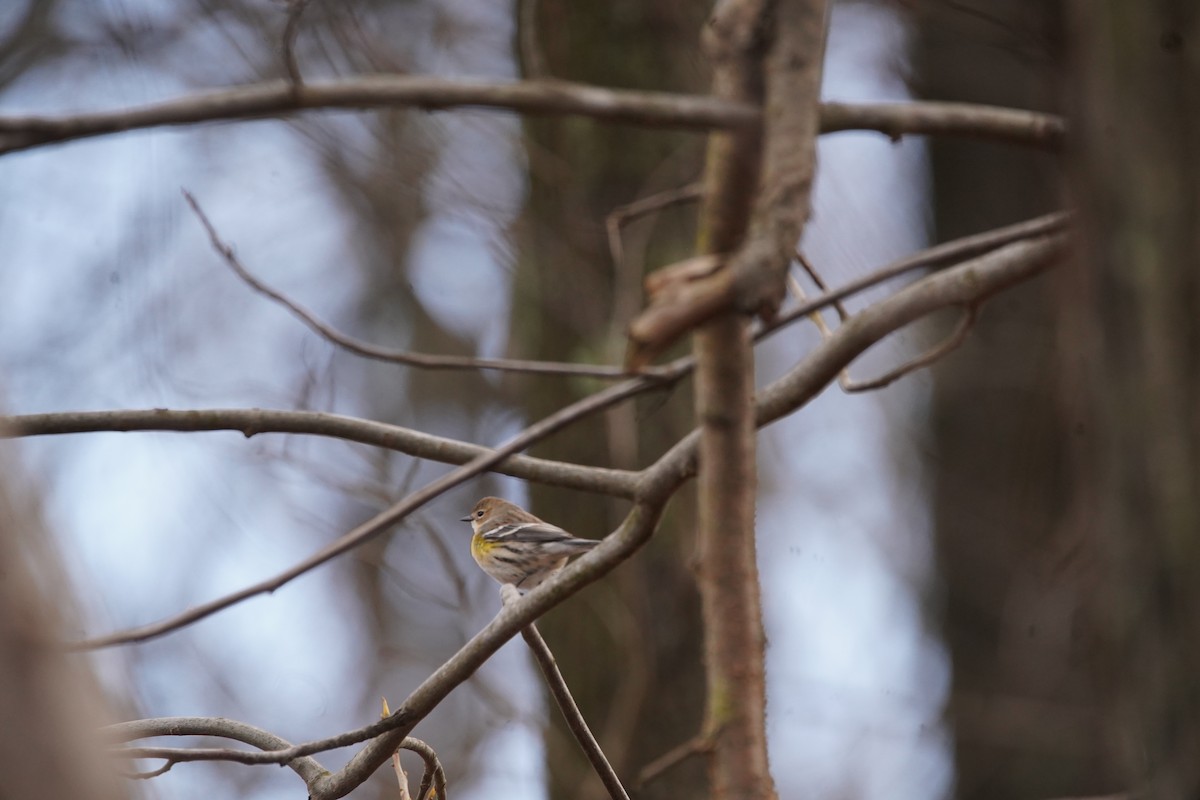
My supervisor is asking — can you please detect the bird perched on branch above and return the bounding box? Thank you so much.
[461,497,600,591]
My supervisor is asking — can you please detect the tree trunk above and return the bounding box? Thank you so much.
[513,3,710,799]
[913,2,1117,796]
[1066,3,1200,796]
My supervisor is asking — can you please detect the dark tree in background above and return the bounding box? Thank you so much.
[913,2,1116,797]
[514,3,709,799]
[1068,2,1200,797]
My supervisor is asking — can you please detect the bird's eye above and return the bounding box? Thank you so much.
[475,510,484,518]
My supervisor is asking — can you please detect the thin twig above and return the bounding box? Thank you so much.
[606,181,704,330]
[400,738,447,800]
[763,210,1069,338]
[183,190,649,381]
[0,407,640,498]
[105,715,326,784]
[516,0,547,79]
[841,303,978,392]
[0,73,1064,155]
[635,732,715,788]
[118,761,176,780]
[820,99,1064,147]
[754,233,1070,427]
[795,249,979,392]
[281,0,310,88]
[0,76,759,156]
[521,619,629,800]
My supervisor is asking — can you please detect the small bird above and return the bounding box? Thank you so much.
[461,497,600,591]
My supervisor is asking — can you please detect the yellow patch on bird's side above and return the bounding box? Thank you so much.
[471,534,495,560]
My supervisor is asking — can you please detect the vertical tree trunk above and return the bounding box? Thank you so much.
[1067,3,1200,796]
[513,4,711,798]
[913,3,1119,796]
[690,2,824,796]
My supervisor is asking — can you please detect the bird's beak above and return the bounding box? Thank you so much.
[459,514,472,523]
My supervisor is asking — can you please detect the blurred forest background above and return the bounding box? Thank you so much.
[1,1,1196,799]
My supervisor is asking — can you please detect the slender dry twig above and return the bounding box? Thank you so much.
[0,71,1064,156]
[119,761,176,780]
[635,731,715,788]
[520,618,629,800]
[105,716,326,784]
[606,181,705,332]
[183,190,647,381]
[516,0,547,79]
[0,408,640,498]
[792,253,982,391]
[401,738,447,800]
[281,0,310,88]
[841,303,978,392]
[0,76,758,155]
[754,233,1069,427]
[763,210,1070,337]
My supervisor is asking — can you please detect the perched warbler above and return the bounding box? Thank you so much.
[461,497,600,591]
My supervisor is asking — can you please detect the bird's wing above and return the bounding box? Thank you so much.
[480,521,575,544]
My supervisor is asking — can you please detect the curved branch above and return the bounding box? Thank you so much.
[105,716,326,785]
[0,408,639,498]
[763,210,1069,335]
[184,190,645,380]
[757,233,1070,425]
[398,738,447,800]
[0,73,1062,156]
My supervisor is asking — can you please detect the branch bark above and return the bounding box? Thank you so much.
[0,408,640,497]
[689,2,827,798]
[0,73,1063,156]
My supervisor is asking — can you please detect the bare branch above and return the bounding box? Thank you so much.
[0,76,758,155]
[119,760,176,780]
[184,190,645,381]
[755,233,1070,426]
[636,732,715,788]
[792,253,981,392]
[0,72,1063,156]
[399,738,447,800]
[0,408,640,498]
[764,210,1070,336]
[521,620,629,800]
[68,368,675,648]
[606,182,705,330]
[105,716,326,784]
[281,0,310,88]
[821,99,1065,148]
[841,303,978,392]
